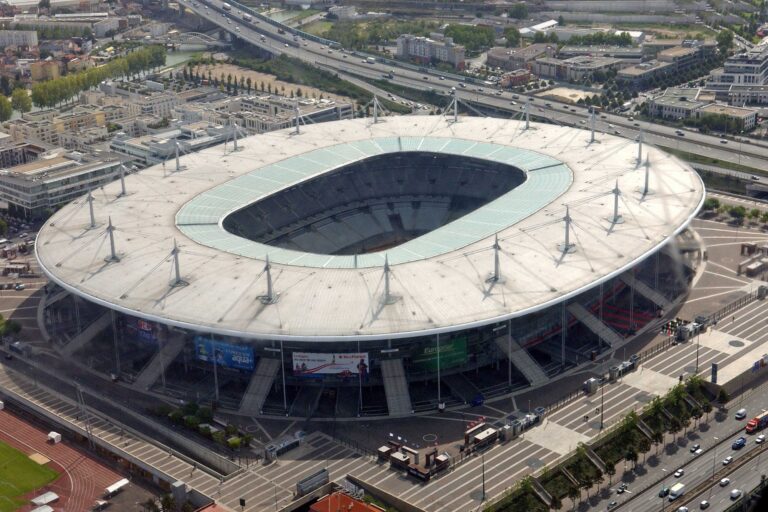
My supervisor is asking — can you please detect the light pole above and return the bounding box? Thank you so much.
[481,451,487,501]
[708,437,719,499]
[695,327,701,373]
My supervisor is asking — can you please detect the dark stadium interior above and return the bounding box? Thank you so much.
[222,152,526,255]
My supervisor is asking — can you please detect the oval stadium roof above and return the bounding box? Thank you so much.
[36,116,705,341]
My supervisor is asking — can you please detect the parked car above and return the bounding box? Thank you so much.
[690,444,701,453]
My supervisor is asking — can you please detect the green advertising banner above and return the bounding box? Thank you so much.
[412,336,468,371]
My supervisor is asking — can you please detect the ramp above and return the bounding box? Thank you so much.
[494,336,549,387]
[238,357,280,415]
[61,312,111,357]
[567,303,623,347]
[380,359,412,416]
[290,386,322,418]
[132,333,186,390]
[620,274,671,309]
[442,373,480,403]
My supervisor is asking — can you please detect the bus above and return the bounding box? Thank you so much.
[222,2,231,10]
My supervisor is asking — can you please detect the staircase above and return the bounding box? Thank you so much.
[620,274,671,309]
[567,303,624,347]
[290,385,322,418]
[380,359,412,416]
[494,336,549,387]
[132,333,186,390]
[61,312,111,357]
[442,373,480,404]
[238,357,281,415]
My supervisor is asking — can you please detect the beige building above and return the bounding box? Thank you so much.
[7,107,107,148]
[396,34,466,69]
[486,44,556,71]
[29,60,61,81]
[696,103,758,130]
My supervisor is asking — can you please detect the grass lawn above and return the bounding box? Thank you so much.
[302,20,332,36]
[0,441,59,512]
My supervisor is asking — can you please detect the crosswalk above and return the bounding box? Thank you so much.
[363,297,768,511]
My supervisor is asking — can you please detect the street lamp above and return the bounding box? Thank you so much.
[481,451,487,501]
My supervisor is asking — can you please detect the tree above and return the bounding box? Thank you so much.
[652,429,664,454]
[717,29,734,54]
[159,494,175,512]
[38,0,50,10]
[558,15,566,26]
[606,465,616,486]
[567,486,580,509]
[509,3,528,19]
[142,499,160,512]
[504,26,521,48]
[730,205,747,222]
[749,208,761,221]
[0,219,7,237]
[0,95,11,122]
[703,197,720,210]
[717,388,729,404]
[669,416,683,441]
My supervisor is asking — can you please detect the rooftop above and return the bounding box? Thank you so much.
[697,103,757,117]
[35,116,704,341]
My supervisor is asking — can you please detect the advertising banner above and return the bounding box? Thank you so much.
[193,336,256,372]
[124,316,159,345]
[292,352,369,377]
[412,336,467,371]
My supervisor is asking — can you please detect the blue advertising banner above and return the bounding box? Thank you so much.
[194,336,256,371]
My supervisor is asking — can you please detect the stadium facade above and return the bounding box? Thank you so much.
[36,116,705,418]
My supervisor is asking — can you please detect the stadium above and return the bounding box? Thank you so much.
[36,115,705,418]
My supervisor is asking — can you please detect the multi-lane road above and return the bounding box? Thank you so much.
[178,0,768,177]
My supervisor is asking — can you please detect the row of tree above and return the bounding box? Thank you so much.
[0,89,32,122]
[29,45,166,109]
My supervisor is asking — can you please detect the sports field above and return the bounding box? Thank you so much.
[0,440,59,511]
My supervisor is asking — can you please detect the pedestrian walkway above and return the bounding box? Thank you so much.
[0,364,382,512]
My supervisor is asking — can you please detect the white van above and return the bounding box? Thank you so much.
[735,408,747,420]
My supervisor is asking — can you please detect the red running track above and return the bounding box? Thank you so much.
[0,409,125,512]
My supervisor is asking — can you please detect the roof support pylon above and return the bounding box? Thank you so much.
[105,216,119,262]
[637,130,643,166]
[558,206,576,254]
[87,190,96,229]
[373,95,379,123]
[590,108,596,143]
[170,239,187,287]
[119,164,127,197]
[381,254,398,305]
[486,234,504,284]
[258,255,278,304]
[294,103,301,134]
[643,155,652,197]
[611,180,624,225]
[174,141,185,172]
[524,101,530,130]
[232,119,239,151]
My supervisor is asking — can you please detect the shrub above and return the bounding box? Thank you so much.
[227,437,241,450]
[197,406,213,423]
[168,409,184,424]
[184,415,200,430]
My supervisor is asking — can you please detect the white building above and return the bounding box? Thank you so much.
[0,30,38,47]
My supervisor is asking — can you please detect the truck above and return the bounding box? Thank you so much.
[222,2,231,10]
[746,410,768,434]
[668,483,685,501]
[242,13,252,22]
[366,57,376,64]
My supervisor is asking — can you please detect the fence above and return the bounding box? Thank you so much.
[709,289,760,323]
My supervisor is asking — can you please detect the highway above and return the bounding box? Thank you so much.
[179,0,768,178]
[616,395,768,512]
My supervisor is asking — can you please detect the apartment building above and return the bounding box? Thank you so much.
[396,34,466,69]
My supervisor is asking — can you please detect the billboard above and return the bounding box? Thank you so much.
[412,336,467,371]
[292,352,369,377]
[124,316,159,345]
[193,336,255,371]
